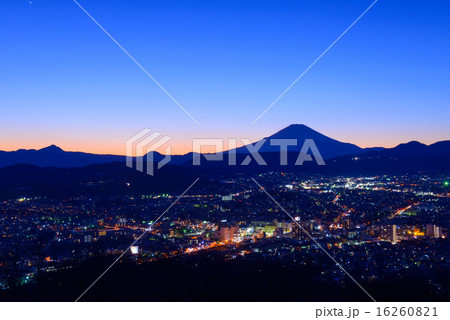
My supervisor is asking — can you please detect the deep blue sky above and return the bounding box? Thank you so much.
[1,0,449,154]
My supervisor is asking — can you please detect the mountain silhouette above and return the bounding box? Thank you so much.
[351,140,450,160]
[0,146,125,168]
[0,124,448,169]
[0,125,449,197]
[233,124,364,159]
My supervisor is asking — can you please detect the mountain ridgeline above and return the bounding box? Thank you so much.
[0,124,386,168]
[0,124,449,197]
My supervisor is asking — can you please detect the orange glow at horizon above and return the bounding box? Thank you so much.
[0,139,252,156]
[0,131,447,156]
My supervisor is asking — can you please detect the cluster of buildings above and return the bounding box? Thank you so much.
[0,172,448,290]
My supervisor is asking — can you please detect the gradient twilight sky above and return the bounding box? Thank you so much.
[1,0,449,155]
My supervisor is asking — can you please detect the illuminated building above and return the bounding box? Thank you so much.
[292,222,304,240]
[273,219,293,233]
[118,218,127,227]
[273,227,284,238]
[214,221,239,241]
[390,225,398,243]
[263,225,277,237]
[216,226,238,241]
[130,246,139,254]
[426,224,443,238]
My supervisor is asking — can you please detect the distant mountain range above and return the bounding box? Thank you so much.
[0,124,448,198]
[0,124,449,170]
[0,145,125,168]
[355,140,450,159]
[0,124,426,168]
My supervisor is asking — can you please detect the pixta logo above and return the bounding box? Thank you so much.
[126,129,172,176]
[126,130,326,176]
[192,138,325,166]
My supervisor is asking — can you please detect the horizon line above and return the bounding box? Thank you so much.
[1,139,448,157]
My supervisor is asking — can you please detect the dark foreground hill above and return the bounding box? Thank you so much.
[1,249,448,302]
